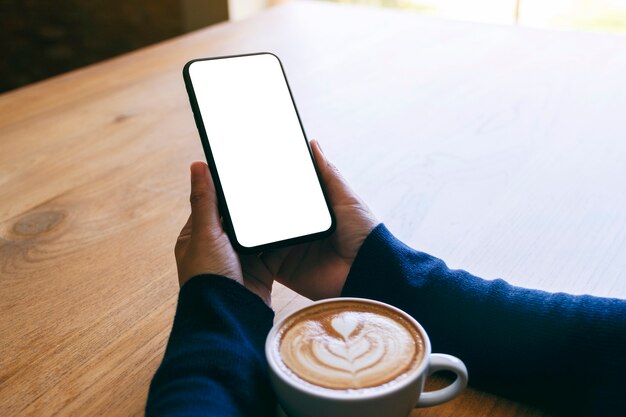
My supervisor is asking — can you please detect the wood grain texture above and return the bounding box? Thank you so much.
[2,1,625,415]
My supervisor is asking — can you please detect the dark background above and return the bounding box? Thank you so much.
[0,0,185,93]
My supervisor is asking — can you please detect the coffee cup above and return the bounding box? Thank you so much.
[265,297,468,417]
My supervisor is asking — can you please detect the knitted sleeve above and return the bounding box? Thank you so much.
[146,275,276,417]
[342,224,626,417]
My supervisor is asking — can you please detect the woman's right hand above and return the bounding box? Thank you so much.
[240,140,379,300]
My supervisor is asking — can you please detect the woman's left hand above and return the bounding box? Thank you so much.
[175,161,272,306]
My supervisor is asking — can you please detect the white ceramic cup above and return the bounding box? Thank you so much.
[265,298,468,417]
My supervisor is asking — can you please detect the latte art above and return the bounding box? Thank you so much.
[277,301,424,390]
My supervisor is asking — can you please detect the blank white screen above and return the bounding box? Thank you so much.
[188,54,332,249]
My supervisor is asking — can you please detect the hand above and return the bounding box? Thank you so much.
[240,140,378,300]
[175,162,272,306]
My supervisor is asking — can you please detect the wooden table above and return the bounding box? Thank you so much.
[2,1,625,415]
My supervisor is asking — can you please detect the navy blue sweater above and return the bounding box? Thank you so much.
[146,224,626,417]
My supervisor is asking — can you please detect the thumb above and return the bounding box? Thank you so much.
[189,161,220,238]
[311,140,358,205]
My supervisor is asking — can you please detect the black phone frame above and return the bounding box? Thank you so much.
[182,52,336,254]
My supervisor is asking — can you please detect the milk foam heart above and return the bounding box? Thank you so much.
[275,301,425,391]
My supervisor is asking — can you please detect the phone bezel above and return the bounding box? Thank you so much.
[182,52,336,254]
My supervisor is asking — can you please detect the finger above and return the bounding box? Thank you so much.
[254,246,291,276]
[189,161,220,238]
[240,253,272,280]
[248,243,308,286]
[311,139,358,204]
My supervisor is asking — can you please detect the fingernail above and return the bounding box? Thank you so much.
[190,162,205,179]
[315,140,325,156]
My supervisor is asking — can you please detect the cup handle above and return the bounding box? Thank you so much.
[415,353,468,408]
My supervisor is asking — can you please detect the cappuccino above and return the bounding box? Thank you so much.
[271,300,425,392]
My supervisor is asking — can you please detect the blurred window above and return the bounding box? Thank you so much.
[323,0,626,33]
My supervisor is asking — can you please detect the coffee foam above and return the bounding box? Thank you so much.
[275,300,424,391]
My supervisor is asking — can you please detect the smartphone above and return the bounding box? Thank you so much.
[183,53,335,253]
